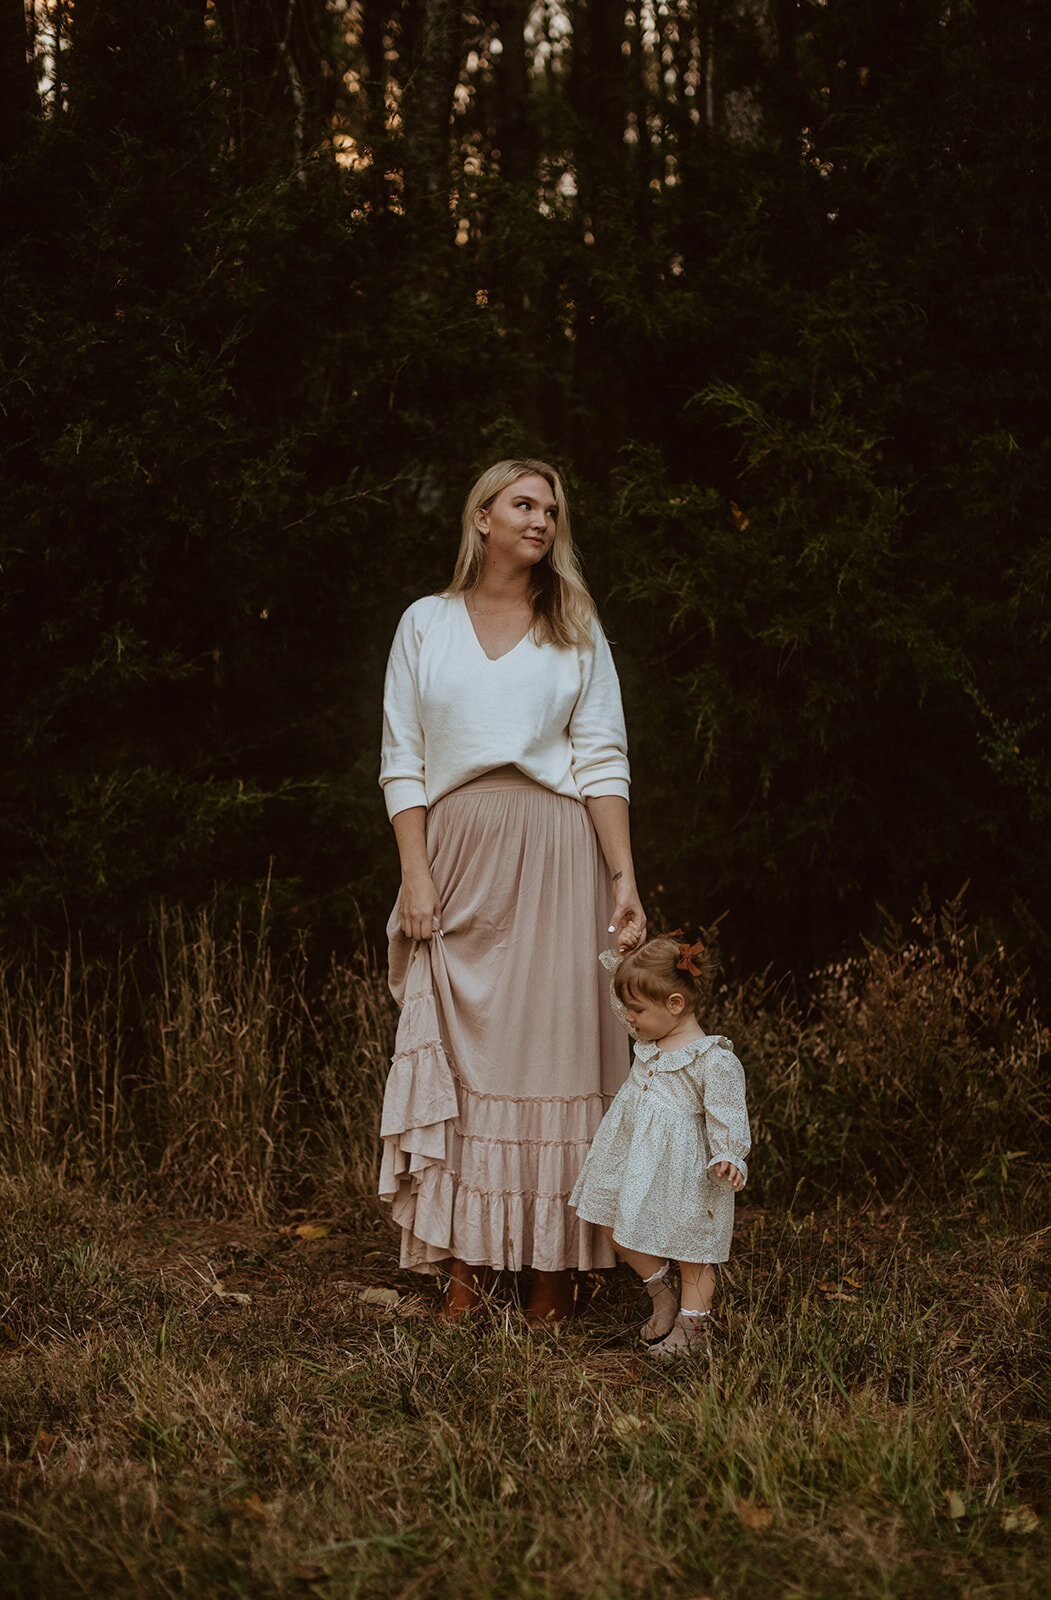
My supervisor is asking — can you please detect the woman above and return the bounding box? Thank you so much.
[378,458,645,1321]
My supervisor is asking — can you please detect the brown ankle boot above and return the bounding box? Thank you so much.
[439,1259,492,1320]
[523,1269,576,1325]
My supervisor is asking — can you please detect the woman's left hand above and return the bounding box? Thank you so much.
[610,885,646,954]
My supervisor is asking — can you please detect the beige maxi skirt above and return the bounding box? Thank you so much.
[379,767,630,1273]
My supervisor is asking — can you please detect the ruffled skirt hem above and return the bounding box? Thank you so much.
[379,971,617,1272]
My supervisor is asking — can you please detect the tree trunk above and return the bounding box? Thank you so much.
[702,0,790,143]
[398,0,463,237]
[569,0,629,214]
[213,0,336,179]
[358,0,394,147]
[65,0,209,142]
[0,0,38,161]
[490,0,535,186]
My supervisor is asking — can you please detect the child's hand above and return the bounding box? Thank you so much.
[614,916,644,955]
[713,1161,744,1193]
[608,884,646,954]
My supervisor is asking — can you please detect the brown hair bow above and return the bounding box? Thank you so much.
[665,929,706,977]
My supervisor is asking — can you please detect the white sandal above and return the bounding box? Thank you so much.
[646,1310,713,1360]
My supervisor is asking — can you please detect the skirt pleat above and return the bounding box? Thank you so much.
[379,768,629,1272]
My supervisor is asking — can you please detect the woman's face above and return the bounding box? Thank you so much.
[476,473,558,571]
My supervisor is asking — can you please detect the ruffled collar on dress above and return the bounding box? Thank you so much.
[634,1034,733,1072]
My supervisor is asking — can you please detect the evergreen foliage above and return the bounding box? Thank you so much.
[1,0,1048,974]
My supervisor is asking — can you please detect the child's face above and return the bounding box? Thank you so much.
[619,988,683,1042]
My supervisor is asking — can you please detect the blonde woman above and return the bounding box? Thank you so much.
[379,458,646,1321]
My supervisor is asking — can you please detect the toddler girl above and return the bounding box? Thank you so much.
[570,934,750,1358]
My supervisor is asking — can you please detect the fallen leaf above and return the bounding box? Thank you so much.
[499,1473,518,1500]
[291,1560,327,1581]
[32,1430,57,1460]
[609,1413,646,1440]
[293,1223,331,1240]
[946,1489,966,1520]
[1001,1505,1039,1535]
[734,1497,773,1533]
[0,1320,29,1359]
[232,1492,268,1523]
[355,1286,402,1307]
[213,1286,252,1306]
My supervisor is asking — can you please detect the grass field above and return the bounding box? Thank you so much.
[1,896,1049,1596]
[1,1182,1047,1598]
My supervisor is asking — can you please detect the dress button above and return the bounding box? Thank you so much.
[642,1084,648,1091]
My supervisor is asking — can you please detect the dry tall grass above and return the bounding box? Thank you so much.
[0,947,131,1183]
[715,890,1049,1219]
[1,889,1045,1221]
[0,905,396,1219]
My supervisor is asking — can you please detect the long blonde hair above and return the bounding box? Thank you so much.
[446,458,597,648]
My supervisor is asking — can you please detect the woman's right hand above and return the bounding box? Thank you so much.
[391,808,441,942]
[400,869,443,942]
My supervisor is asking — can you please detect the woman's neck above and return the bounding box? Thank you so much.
[470,571,534,610]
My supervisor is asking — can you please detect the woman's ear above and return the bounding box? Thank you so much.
[474,508,489,534]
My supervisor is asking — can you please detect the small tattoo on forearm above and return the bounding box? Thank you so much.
[611,871,623,882]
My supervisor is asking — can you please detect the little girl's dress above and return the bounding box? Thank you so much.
[569,1030,751,1264]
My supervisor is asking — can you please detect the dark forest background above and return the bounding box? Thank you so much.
[1,0,1049,979]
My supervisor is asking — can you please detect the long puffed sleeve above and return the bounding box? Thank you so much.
[692,1041,751,1186]
[379,599,433,820]
[568,625,631,802]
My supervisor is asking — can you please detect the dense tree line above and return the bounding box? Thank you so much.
[1,0,1049,978]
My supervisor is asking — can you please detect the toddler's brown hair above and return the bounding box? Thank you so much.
[613,934,717,1021]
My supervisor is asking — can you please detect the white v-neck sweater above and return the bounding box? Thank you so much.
[379,594,631,820]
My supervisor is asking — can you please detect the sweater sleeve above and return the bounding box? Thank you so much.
[379,602,430,820]
[569,624,631,801]
[694,1042,751,1186]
